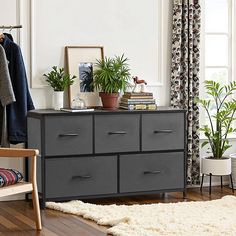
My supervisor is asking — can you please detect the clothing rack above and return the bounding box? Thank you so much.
[0,25,22,29]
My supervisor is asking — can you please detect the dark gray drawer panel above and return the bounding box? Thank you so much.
[45,156,117,198]
[44,116,93,156]
[142,113,185,151]
[95,114,140,153]
[120,152,184,193]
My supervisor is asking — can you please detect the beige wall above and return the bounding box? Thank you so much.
[0,0,173,108]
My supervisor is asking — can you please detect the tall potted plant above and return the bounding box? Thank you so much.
[198,80,236,176]
[44,66,76,110]
[92,54,131,109]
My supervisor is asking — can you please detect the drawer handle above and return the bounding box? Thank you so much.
[58,133,79,137]
[153,130,173,134]
[108,131,127,135]
[72,175,91,179]
[143,170,161,175]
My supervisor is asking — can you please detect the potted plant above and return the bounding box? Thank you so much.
[198,80,236,176]
[92,54,131,109]
[44,66,76,110]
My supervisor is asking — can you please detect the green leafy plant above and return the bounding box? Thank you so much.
[197,80,236,159]
[92,54,131,93]
[43,66,76,91]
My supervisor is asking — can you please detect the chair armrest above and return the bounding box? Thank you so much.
[0,148,39,158]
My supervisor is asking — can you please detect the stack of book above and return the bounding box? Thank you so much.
[119,92,157,110]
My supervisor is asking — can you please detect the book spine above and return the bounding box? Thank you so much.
[122,96,153,99]
[124,92,153,96]
[119,104,157,110]
[120,100,156,105]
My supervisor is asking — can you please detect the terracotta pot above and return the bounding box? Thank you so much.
[201,156,231,175]
[99,92,119,110]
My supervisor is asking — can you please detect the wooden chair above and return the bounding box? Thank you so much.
[0,148,42,230]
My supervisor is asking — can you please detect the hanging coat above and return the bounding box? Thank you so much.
[0,44,15,146]
[1,34,35,143]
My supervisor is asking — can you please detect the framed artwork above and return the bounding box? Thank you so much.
[65,46,104,107]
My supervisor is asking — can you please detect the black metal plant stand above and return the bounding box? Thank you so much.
[200,173,234,195]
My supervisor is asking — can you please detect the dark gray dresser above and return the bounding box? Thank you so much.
[27,108,186,207]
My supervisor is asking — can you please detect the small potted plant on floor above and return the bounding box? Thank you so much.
[92,54,131,109]
[44,66,76,110]
[197,80,236,177]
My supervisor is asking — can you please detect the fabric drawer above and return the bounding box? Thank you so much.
[44,115,93,156]
[142,113,185,151]
[45,155,117,198]
[94,114,140,153]
[119,152,184,193]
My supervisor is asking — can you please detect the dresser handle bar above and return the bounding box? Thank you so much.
[143,170,161,175]
[58,133,79,137]
[108,131,127,135]
[72,175,91,179]
[153,130,173,134]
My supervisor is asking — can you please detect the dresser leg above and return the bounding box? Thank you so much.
[40,199,46,209]
[183,190,187,199]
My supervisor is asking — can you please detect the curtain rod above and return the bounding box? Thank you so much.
[0,25,22,29]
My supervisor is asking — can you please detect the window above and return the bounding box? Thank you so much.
[200,0,234,127]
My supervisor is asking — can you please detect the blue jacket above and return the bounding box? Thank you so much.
[1,34,35,143]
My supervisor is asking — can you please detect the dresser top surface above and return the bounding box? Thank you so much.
[28,107,186,118]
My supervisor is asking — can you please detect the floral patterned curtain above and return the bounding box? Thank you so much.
[170,0,201,185]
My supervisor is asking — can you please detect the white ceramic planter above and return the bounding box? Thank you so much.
[53,91,64,110]
[201,157,231,175]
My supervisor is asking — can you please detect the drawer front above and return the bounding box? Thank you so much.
[44,116,93,156]
[142,113,185,151]
[45,156,117,198]
[95,114,140,153]
[120,152,184,193]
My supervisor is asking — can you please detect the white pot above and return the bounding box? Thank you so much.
[53,91,64,110]
[201,157,231,175]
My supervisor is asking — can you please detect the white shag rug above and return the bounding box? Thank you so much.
[46,195,236,236]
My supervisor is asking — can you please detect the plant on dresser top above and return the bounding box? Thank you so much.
[92,54,131,109]
[43,66,76,110]
[197,80,236,176]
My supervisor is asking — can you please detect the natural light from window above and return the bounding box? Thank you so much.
[201,0,233,131]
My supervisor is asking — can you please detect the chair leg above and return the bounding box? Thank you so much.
[230,174,234,193]
[200,174,204,192]
[209,173,212,195]
[221,176,223,188]
[32,187,42,230]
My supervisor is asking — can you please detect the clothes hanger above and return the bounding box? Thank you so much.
[0,27,5,43]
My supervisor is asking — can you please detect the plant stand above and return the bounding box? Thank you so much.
[229,153,236,189]
[200,173,234,195]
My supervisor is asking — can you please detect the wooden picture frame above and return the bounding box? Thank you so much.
[65,46,104,108]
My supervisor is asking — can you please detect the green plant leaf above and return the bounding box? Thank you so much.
[43,66,76,91]
[201,141,209,148]
[92,54,131,93]
[198,80,236,158]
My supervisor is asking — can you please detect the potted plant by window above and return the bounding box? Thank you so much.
[44,66,76,110]
[92,54,131,109]
[198,80,236,177]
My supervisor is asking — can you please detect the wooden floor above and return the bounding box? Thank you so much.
[0,186,235,236]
